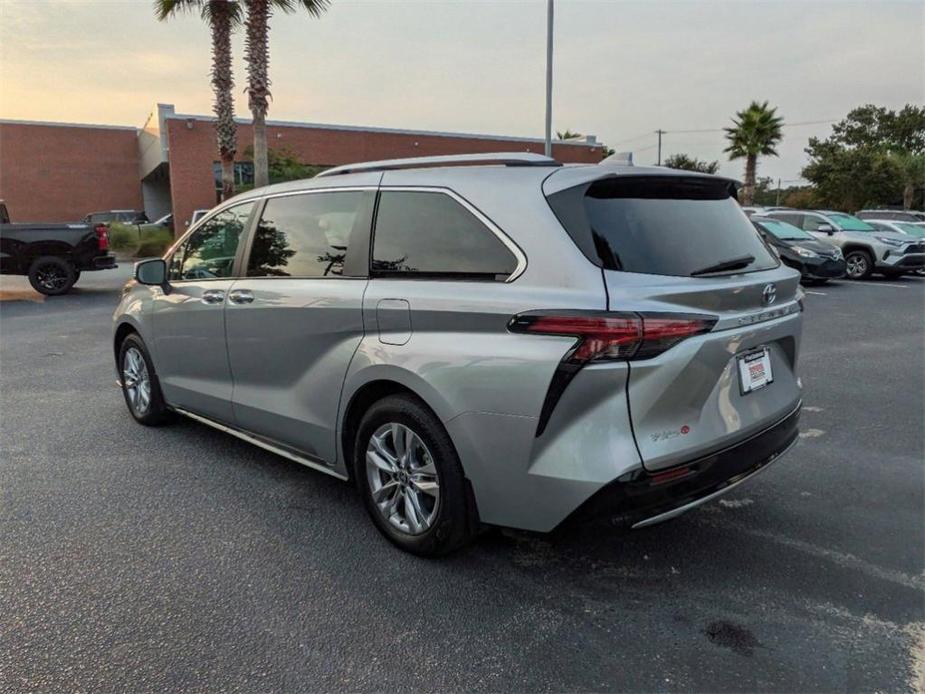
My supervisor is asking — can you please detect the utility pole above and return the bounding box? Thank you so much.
[776,178,782,206]
[655,129,666,166]
[544,0,554,157]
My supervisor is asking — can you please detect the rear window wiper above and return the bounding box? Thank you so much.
[690,254,756,276]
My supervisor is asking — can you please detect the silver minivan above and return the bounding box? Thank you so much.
[114,153,803,556]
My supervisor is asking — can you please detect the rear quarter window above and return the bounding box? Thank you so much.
[547,176,778,277]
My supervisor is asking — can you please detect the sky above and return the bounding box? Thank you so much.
[1,0,922,182]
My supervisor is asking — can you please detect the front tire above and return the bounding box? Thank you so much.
[354,394,478,557]
[28,256,77,295]
[119,334,170,425]
[844,250,873,280]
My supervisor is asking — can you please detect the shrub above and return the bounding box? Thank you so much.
[135,227,174,257]
[108,222,140,253]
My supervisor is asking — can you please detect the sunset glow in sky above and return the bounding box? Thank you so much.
[1,0,922,181]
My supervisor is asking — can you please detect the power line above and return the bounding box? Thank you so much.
[658,118,839,135]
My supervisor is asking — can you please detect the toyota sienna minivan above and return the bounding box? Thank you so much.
[114,153,803,556]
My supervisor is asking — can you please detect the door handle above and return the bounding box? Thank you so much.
[228,289,255,305]
[201,289,225,304]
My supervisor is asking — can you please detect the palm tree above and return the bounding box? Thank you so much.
[245,0,329,188]
[724,101,784,205]
[155,0,242,202]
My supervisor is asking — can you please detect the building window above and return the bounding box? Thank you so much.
[213,161,255,199]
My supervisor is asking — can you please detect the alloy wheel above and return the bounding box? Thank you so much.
[122,347,152,415]
[846,254,867,279]
[35,264,69,291]
[366,422,440,535]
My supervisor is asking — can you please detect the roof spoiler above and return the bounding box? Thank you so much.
[600,151,634,167]
[317,152,561,178]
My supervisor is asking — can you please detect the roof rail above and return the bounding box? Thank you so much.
[316,152,560,178]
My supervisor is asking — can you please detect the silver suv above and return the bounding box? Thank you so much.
[766,209,925,279]
[114,153,804,556]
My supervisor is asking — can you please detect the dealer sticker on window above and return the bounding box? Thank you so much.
[738,347,773,394]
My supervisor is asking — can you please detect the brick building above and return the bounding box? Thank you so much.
[0,104,604,232]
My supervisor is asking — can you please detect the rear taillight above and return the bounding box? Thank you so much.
[508,311,716,364]
[508,310,717,437]
[94,224,109,251]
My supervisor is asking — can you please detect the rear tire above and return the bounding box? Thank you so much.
[118,333,171,426]
[844,250,873,280]
[28,256,77,295]
[353,394,478,557]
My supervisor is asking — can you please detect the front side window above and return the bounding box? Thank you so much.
[371,191,517,280]
[246,191,364,278]
[168,202,253,281]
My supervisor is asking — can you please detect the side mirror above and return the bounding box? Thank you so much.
[134,258,168,287]
[817,224,834,234]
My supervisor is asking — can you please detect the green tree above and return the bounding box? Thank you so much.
[245,0,330,188]
[802,105,925,210]
[663,153,720,174]
[155,0,242,201]
[556,129,582,140]
[240,146,326,186]
[724,101,784,205]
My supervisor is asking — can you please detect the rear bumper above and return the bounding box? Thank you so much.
[563,401,801,530]
[87,254,118,271]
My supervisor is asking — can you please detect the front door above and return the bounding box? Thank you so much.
[225,188,375,464]
[152,201,255,424]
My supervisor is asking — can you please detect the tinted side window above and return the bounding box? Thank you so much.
[247,192,364,278]
[169,202,253,281]
[371,191,517,280]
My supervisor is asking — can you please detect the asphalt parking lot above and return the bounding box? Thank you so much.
[1,266,923,693]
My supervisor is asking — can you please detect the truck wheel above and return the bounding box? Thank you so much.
[28,256,77,295]
[844,250,873,280]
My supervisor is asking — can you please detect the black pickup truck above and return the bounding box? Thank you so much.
[0,201,118,295]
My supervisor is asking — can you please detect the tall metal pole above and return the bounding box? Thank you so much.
[655,129,665,166]
[544,0,554,157]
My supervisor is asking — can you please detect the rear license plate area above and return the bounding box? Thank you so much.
[738,347,773,394]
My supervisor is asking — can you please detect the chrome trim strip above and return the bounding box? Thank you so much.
[378,186,528,282]
[631,436,798,530]
[173,407,349,481]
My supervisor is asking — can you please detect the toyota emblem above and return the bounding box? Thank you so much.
[762,283,777,306]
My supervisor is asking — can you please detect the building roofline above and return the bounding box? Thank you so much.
[165,112,598,148]
[0,117,137,132]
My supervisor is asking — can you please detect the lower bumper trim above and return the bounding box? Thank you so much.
[562,402,802,530]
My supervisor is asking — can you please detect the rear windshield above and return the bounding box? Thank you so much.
[547,176,778,277]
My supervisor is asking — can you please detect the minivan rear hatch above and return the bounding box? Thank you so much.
[545,170,803,472]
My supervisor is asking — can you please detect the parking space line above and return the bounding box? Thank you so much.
[860,283,909,289]
[805,291,827,296]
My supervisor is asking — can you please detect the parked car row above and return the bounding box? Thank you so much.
[744,205,925,281]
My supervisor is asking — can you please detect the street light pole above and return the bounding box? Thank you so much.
[544,0,554,158]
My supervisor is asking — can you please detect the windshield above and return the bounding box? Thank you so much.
[896,223,925,237]
[547,176,778,277]
[756,218,814,241]
[827,213,875,231]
